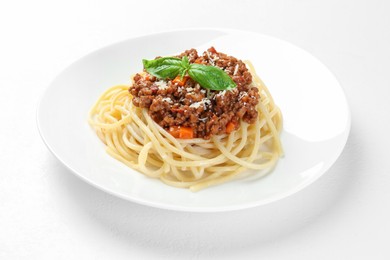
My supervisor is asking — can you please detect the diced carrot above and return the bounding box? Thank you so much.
[171,108,185,113]
[194,58,204,64]
[179,127,194,139]
[145,74,150,81]
[226,122,237,134]
[172,75,189,86]
[169,126,180,138]
[169,126,194,139]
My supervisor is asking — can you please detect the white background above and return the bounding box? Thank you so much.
[1,0,389,259]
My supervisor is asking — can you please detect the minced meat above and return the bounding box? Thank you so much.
[129,47,260,139]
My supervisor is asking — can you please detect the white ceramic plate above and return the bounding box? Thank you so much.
[37,29,350,212]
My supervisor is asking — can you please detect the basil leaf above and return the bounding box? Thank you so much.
[143,57,184,79]
[181,56,190,69]
[188,64,237,90]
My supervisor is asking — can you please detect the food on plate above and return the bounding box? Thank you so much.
[89,47,283,191]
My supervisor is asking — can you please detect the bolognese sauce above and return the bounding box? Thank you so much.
[129,47,260,139]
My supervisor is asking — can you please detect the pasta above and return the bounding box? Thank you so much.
[88,59,282,191]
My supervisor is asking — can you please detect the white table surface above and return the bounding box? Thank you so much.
[1,0,389,259]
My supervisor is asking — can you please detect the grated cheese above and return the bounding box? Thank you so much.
[154,80,168,90]
[189,98,211,110]
[215,90,227,98]
[161,97,172,103]
[206,51,215,66]
[233,64,239,75]
[189,101,202,109]
[203,98,211,107]
[238,91,248,100]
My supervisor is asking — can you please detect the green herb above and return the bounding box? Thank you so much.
[188,64,236,91]
[180,56,190,80]
[142,56,237,90]
[142,57,184,79]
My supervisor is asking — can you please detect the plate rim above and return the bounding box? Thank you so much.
[36,28,351,212]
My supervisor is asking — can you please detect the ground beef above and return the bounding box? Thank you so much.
[129,47,260,139]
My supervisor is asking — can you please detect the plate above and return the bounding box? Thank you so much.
[37,29,350,212]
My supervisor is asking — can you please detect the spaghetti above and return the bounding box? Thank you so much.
[89,59,282,191]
